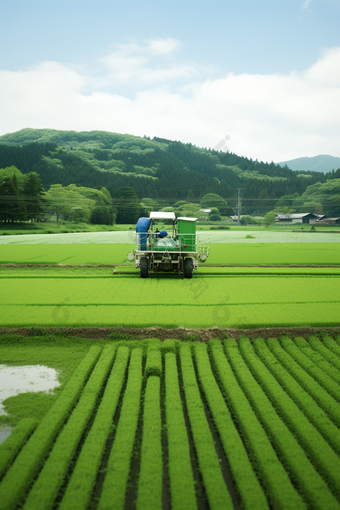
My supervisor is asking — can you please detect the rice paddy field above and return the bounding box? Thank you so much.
[0,231,339,509]
[0,336,340,510]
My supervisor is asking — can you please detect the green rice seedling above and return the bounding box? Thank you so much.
[307,336,340,372]
[165,352,196,510]
[236,337,340,504]
[136,376,162,510]
[280,337,340,403]
[59,346,130,510]
[266,338,340,427]
[161,339,179,353]
[180,344,233,510]
[0,345,102,510]
[23,345,116,510]
[211,341,306,510]
[253,339,340,456]
[322,335,340,356]
[0,419,37,480]
[195,343,268,510]
[145,346,162,377]
[294,336,340,383]
[98,348,143,510]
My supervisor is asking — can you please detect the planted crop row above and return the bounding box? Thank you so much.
[1,337,339,509]
[136,376,162,510]
[235,338,340,505]
[210,341,306,509]
[165,352,196,510]
[308,336,340,372]
[0,345,102,510]
[59,346,130,510]
[0,419,37,481]
[180,344,233,510]
[253,339,340,456]
[98,348,143,510]
[280,336,340,402]
[24,345,117,510]
[194,342,268,510]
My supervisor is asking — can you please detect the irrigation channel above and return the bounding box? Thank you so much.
[0,337,340,510]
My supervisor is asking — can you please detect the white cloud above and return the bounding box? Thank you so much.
[302,0,312,11]
[0,43,340,162]
[100,38,197,84]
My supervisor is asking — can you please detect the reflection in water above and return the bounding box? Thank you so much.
[0,364,60,444]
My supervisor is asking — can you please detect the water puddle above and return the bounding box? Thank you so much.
[0,364,60,444]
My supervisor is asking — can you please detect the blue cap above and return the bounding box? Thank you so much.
[159,230,168,238]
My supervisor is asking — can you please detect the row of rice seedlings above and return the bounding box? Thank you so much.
[235,338,340,506]
[0,345,102,510]
[136,376,162,510]
[307,336,340,373]
[98,348,143,510]
[253,339,340,456]
[195,342,268,510]
[23,345,117,510]
[180,344,233,510]
[164,352,196,510]
[0,419,37,480]
[280,337,340,402]
[268,339,340,427]
[145,345,162,377]
[210,341,305,509]
[59,346,130,510]
[294,336,340,383]
[323,335,340,356]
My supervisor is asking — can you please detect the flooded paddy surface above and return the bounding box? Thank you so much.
[0,364,60,443]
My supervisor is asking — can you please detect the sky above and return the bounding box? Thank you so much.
[1,0,340,163]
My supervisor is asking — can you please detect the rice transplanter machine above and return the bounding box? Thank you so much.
[127,212,209,278]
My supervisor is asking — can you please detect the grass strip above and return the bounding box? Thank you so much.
[136,376,162,510]
[0,345,102,510]
[236,337,340,505]
[0,419,37,480]
[294,336,340,383]
[307,336,340,373]
[253,339,340,456]
[164,352,196,510]
[23,345,116,510]
[59,346,130,510]
[280,336,340,403]
[211,341,305,510]
[195,343,268,510]
[322,335,340,357]
[266,338,340,427]
[145,347,162,377]
[180,344,233,510]
[98,348,143,510]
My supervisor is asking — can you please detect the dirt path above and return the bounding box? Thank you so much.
[0,326,339,342]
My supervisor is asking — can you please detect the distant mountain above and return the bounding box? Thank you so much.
[278,155,340,173]
[0,128,331,214]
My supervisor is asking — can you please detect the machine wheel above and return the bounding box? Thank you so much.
[184,258,193,279]
[140,257,149,278]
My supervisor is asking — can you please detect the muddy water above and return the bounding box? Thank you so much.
[0,364,60,444]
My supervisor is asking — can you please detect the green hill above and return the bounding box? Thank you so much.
[0,128,330,214]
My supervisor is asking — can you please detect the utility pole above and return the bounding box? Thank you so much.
[237,188,242,225]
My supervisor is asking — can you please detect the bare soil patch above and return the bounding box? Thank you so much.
[0,326,339,342]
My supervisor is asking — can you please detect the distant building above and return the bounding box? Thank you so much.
[316,217,340,225]
[275,213,319,224]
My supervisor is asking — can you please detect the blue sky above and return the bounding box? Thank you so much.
[1,0,340,162]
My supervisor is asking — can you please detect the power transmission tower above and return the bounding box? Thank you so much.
[237,188,242,225]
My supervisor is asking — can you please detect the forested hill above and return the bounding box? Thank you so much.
[0,128,334,213]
